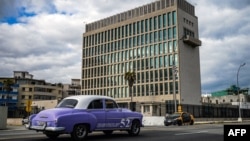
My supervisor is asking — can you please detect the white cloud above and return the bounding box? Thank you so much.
[0,0,249,92]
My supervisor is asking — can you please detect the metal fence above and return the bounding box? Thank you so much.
[166,103,250,118]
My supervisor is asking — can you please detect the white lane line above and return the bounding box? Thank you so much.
[175,130,209,135]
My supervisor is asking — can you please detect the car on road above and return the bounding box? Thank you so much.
[25,95,143,141]
[22,117,28,125]
[164,112,194,126]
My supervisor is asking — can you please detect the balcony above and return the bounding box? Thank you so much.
[183,35,202,47]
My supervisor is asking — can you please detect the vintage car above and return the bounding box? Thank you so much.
[25,95,143,141]
[164,112,194,126]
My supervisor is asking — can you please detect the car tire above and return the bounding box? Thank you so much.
[128,120,140,136]
[190,120,194,125]
[177,120,183,126]
[103,130,113,135]
[45,132,59,139]
[71,124,89,141]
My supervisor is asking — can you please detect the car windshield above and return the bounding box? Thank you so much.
[168,113,181,118]
[56,99,78,108]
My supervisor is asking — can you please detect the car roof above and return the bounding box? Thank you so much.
[63,95,114,109]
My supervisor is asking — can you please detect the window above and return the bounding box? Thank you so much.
[88,99,103,109]
[144,105,150,113]
[57,99,78,108]
[105,99,118,109]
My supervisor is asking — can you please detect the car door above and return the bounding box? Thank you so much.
[104,99,126,129]
[87,99,106,130]
[182,112,191,123]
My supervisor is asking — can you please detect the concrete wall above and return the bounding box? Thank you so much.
[0,106,7,129]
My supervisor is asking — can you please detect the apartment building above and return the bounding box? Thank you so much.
[62,79,81,98]
[0,78,19,117]
[82,0,201,115]
[15,71,62,117]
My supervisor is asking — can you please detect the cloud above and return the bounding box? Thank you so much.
[0,0,249,92]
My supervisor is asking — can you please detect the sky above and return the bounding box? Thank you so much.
[0,0,249,94]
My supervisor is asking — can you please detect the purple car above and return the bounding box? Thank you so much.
[25,95,143,141]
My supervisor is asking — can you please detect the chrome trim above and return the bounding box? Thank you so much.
[29,126,65,131]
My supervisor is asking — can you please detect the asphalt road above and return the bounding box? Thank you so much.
[0,123,231,141]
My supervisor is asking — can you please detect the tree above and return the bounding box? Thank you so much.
[124,71,136,110]
[3,79,14,106]
[226,85,241,95]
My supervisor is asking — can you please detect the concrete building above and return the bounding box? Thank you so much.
[82,0,201,115]
[31,99,58,113]
[0,78,19,117]
[14,71,63,117]
[62,79,81,98]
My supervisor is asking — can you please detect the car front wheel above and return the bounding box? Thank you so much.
[190,120,194,125]
[128,120,140,136]
[177,120,183,126]
[71,124,89,141]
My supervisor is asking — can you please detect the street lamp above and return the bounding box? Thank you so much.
[172,61,178,113]
[237,62,246,122]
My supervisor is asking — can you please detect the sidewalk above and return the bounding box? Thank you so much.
[1,125,25,131]
[142,116,250,126]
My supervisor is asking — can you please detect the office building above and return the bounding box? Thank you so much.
[82,0,201,115]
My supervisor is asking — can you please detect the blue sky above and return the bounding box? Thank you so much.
[0,0,250,94]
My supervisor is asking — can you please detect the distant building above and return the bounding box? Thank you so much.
[62,79,81,98]
[14,71,63,117]
[0,78,19,117]
[82,0,202,115]
[201,88,250,109]
[31,99,58,113]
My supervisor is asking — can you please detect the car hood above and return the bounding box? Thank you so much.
[165,116,179,120]
[32,108,77,121]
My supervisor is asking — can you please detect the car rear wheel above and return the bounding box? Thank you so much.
[128,120,140,136]
[71,124,88,141]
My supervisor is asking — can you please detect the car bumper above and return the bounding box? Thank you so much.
[164,120,177,126]
[25,123,65,132]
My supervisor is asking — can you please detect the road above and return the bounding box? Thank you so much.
[0,123,246,141]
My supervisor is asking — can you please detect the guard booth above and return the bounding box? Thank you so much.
[140,102,166,116]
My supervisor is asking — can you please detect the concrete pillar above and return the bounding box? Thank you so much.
[0,106,7,129]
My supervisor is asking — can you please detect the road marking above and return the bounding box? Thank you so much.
[175,130,209,135]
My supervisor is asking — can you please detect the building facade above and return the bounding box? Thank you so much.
[82,0,201,114]
[14,71,62,117]
[0,78,19,117]
[62,79,81,98]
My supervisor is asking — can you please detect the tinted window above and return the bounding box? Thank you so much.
[105,99,118,109]
[56,99,78,108]
[88,99,103,109]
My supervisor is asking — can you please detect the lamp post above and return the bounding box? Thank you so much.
[172,60,178,113]
[237,62,246,122]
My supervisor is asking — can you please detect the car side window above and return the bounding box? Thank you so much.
[182,113,187,118]
[87,99,103,109]
[105,99,118,109]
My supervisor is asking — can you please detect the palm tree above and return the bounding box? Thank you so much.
[124,71,136,110]
[3,79,14,106]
